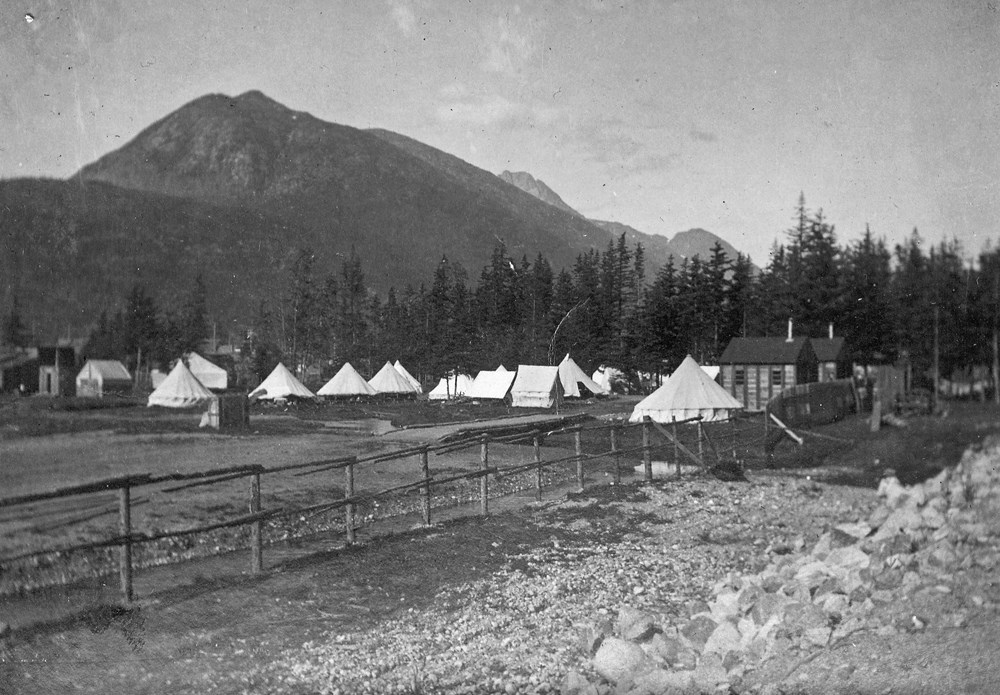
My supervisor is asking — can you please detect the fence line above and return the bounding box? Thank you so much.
[0,413,765,603]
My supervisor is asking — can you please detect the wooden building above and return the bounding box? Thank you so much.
[812,336,848,382]
[719,336,818,411]
[37,346,77,396]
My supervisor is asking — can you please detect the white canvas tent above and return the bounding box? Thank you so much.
[249,363,315,400]
[148,359,214,408]
[393,360,422,393]
[317,362,376,397]
[592,366,627,394]
[558,354,605,398]
[428,372,474,400]
[467,366,516,400]
[187,352,228,390]
[629,355,743,423]
[76,360,132,398]
[510,365,563,408]
[368,361,417,394]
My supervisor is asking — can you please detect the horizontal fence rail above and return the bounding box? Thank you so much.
[0,411,784,603]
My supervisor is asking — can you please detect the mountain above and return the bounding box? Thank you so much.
[498,170,754,271]
[2,90,698,340]
[497,171,582,217]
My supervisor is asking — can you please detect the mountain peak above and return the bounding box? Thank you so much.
[497,170,582,217]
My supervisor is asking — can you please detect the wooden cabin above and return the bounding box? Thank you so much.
[718,336,818,411]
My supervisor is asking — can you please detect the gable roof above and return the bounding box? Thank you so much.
[77,359,131,382]
[368,361,418,394]
[148,359,214,408]
[249,363,315,399]
[719,337,815,364]
[811,337,846,362]
[558,354,604,398]
[317,362,377,397]
[630,355,743,423]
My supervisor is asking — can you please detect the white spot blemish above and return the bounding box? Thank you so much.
[25,13,34,23]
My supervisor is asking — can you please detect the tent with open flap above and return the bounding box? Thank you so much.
[428,372,474,400]
[558,354,604,398]
[629,355,743,423]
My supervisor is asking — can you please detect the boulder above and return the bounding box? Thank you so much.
[751,592,790,625]
[691,654,729,692]
[641,633,681,666]
[708,591,740,622]
[702,620,742,657]
[680,615,717,648]
[782,602,828,635]
[616,607,656,642]
[592,637,650,685]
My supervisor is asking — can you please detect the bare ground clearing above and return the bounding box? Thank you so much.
[1,400,998,693]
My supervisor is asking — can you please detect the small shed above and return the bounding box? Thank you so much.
[510,365,563,408]
[38,346,77,396]
[76,360,132,398]
[718,336,818,411]
[811,337,848,382]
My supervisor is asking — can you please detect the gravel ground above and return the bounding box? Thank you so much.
[245,474,876,694]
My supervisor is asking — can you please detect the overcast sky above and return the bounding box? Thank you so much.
[3,1,998,266]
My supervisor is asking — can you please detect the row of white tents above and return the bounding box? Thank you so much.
[147,352,744,425]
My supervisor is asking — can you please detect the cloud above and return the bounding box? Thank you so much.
[575,114,681,173]
[480,9,535,75]
[689,127,718,143]
[388,2,417,35]
[436,93,559,129]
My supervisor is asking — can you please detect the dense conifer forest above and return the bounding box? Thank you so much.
[46,196,997,390]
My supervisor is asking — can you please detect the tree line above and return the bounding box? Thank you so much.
[71,194,998,390]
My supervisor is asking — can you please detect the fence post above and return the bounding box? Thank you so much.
[697,421,704,465]
[611,425,621,485]
[250,472,263,574]
[642,416,652,482]
[480,434,489,516]
[672,416,681,479]
[345,458,356,545]
[420,447,431,526]
[575,426,584,491]
[118,484,133,603]
[534,431,543,501]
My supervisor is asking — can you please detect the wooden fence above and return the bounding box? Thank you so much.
[0,413,768,604]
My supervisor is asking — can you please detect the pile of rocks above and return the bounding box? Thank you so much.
[570,438,1000,694]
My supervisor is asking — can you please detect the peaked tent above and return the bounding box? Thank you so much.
[393,360,423,393]
[249,363,315,400]
[467,367,517,400]
[559,354,604,398]
[428,372,474,400]
[510,365,563,408]
[368,361,417,394]
[148,359,214,408]
[187,352,228,390]
[317,362,376,397]
[629,355,743,423]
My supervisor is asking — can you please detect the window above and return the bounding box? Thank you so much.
[734,367,745,386]
[771,368,783,387]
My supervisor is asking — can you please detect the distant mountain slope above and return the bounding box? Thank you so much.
[5,91,716,339]
[497,170,582,217]
[498,170,755,272]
